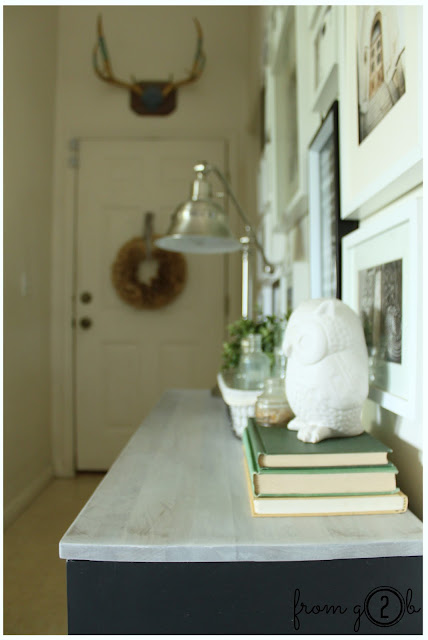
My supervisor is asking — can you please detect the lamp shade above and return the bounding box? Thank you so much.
[155,173,241,254]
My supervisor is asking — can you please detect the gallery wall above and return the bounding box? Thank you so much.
[255,6,423,519]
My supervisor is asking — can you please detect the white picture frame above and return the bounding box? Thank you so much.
[268,7,317,230]
[291,261,310,311]
[308,6,322,31]
[269,7,301,225]
[273,272,290,318]
[311,5,340,116]
[342,195,422,419]
[339,6,422,221]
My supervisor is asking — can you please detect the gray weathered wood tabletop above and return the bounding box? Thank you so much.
[59,390,422,563]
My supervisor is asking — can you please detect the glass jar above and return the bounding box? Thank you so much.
[271,347,287,380]
[255,377,293,427]
[235,334,270,390]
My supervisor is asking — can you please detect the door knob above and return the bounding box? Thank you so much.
[80,292,92,304]
[80,317,92,329]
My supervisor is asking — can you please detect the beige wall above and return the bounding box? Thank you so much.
[52,3,257,321]
[362,399,423,520]
[52,4,258,286]
[4,7,58,526]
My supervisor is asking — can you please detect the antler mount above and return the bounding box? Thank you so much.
[93,16,206,116]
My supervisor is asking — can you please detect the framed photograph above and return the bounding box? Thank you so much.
[342,195,422,419]
[339,6,422,220]
[309,101,358,299]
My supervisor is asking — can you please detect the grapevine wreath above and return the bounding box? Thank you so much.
[111,235,187,309]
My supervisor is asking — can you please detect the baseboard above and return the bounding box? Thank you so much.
[4,466,54,530]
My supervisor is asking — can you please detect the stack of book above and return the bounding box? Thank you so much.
[243,419,408,517]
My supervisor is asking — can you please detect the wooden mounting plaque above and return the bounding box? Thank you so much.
[130,81,177,116]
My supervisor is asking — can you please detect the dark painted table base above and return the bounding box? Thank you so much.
[67,556,422,635]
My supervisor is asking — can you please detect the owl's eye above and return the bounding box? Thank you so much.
[293,322,328,365]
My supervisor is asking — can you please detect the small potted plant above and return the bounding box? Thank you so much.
[221,314,288,381]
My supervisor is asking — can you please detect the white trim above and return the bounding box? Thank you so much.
[283,189,308,231]
[4,466,53,529]
[50,143,76,477]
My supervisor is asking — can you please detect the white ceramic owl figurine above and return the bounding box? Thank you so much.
[282,298,369,443]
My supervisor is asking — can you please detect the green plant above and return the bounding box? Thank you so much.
[221,313,289,372]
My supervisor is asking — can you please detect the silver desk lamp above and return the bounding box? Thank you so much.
[155,162,275,319]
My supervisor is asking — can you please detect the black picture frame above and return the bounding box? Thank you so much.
[308,101,358,299]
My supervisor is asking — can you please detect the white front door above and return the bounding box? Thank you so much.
[75,139,227,469]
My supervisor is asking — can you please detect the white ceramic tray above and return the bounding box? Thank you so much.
[217,373,262,438]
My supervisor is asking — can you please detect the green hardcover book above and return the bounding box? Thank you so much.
[242,429,398,497]
[247,418,392,469]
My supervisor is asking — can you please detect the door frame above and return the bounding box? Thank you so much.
[50,134,241,476]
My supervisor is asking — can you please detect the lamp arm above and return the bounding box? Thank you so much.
[200,163,276,274]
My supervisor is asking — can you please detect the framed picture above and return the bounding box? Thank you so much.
[342,195,422,419]
[309,101,358,299]
[270,7,300,224]
[268,6,317,230]
[311,6,340,115]
[339,6,422,220]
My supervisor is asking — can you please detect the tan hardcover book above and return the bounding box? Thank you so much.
[243,429,397,496]
[243,454,408,517]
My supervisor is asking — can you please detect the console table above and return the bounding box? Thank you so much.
[60,389,422,634]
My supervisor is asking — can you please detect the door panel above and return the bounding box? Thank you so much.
[75,139,227,469]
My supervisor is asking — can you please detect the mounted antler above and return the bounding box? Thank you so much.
[92,15,206,115]
[162,18,205,97]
